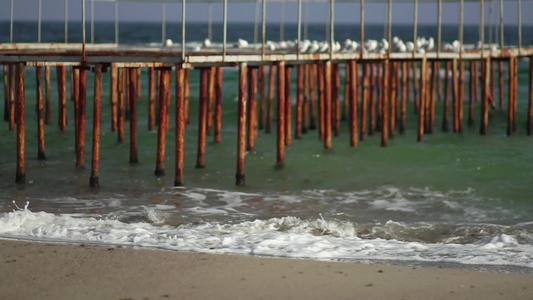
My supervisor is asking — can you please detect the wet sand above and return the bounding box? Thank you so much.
[0,238,531,300]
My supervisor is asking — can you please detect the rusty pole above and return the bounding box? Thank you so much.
[442,60,450,132]
[185,69,191,125]
[148,67,155,131]
[382,60,389,147]
[318,62,325,140]
[258,65,266,130]
[295,64,304,139]
[76,67,87,168]
[526,56,533,135]
[452,59,459,133]
[513,57,518,133]
[207,66,215,134]
[499,60,504,109]
[400,61,408,134]
[117,68,125,143]
[469,60,475,127]
[277,61,286,167]
[324,61,332,149]
[128,68,138,164]
[90,64,102,187]
[349,60,358,147]
[458,60,465,133]
[15,63,25,184]
[390,61,397,139]
[342,63,350,122]
[196,68,209,168]
[332,63,340,137]
[136,68,142,99]
[9,64,15,131]
[155,69,169,176]
[36,66,45,160]
[285,66,292,147]
[369,63,376,134]
[56,66,67,131]
[266,64,275,134]
[480,58,490,135]
[302,64,309,133]
[214,67,224,143]
[109,65,118,132]
[236,63,248,185]
[360,63,369,141]
[44,66,51,125]
[175,66,186,186]
[2,65,7,122]
[507,58,514,136]
[417,58,427,142]
[309,63,317,130]
[413,61,419,114]
[427,60,436,134]
[247,67,257,151]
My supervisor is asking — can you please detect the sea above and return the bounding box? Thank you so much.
[0,21,532,274]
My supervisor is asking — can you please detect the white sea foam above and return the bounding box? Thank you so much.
[1,208,532,269]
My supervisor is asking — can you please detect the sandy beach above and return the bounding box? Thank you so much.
[0,239,531,300]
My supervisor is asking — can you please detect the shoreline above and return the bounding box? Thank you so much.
[1,238,531,300]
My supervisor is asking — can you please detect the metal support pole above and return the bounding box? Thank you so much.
[262,0,266,58]
[114,0,118,44]
[254,1,259,45]
[330,0,335,58]
[518,0,522,53]
[65,0,68,43]
[82,0,86,62]
[208,2,212,41]
[437,0,442,57]
[38,0,42,43]
[413,0,418,55]
[91,0,94,44]
[280,2,284,41]
[162,3,166,44]
[499,0,504,51]
[304,2,308,41]
[480,0,484,57]
[297,0,302,57]
[223,0,227,60]
[387,0,391,56]
[182,0,187,62]
[10,0,14,43]
[460,0,464,59]
[360,0,364,57]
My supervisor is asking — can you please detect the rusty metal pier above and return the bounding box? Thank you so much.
[1,0,533,186]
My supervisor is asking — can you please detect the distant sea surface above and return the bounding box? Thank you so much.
[0,22,532,274]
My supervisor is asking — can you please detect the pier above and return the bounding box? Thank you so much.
[1,0,533,187]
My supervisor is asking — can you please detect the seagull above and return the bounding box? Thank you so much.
[452,40,461,52]
[203,38,211,48]
[406,41,415,52]
[234,38,249,48]
[164,39,173,47]
[364,39,378,52]
[426,37,435,52]
[308,40,320,53]
[319,42,330,53]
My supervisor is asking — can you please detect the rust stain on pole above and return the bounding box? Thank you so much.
[309,63,317,130]
[110,66,118,132]
[196,68,209,169]
[442,60,450,132]
[342,63,350,122]
[117,68,125,143]
[175,66,186,186]
[507,58,514,136]
[381,60,389,147]
[76,66,88,168]
[207,66,216,134]
[90,64,102,187]
[513,57,518,133]
[360,63,369,142]
[369,63,376,135]
[214,67,224,143]
[302,64,309,133]
[9,64,15,131]
[277,61,286,167]
[324,61,332,149]
[480,58,490,135]
[295,64,303,139]
[15,62,25,184]
[400,61,408,135]
[44,66,51,124]
[427,60,436,134]
[36,66,46,160]
[499,60,504,109]
[3,65,7,122]
[266,64,275,134]
[236,62,248,185]
[148,67,155,131]
[185,69,191,125]
[390,61,397,139]
[258,65,266,130]
[452,59,459,133]
[412,61,419,114]
[469,60,475,127]
[349,60,358,147]
[247,67,257,151]
[318,62,325,140]
[136,68,142,99]
[526,56,533,135]
[56,66,67,131]
[128,68,139,164]
[155,69,169,176]
[417,58,427,143]
[285,66,292,147]
[459,60,465,133]
[332,63,340,137]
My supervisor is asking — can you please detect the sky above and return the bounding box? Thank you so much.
[0,0,530,25]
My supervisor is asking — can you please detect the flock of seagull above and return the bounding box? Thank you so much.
[165,36,471,53]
